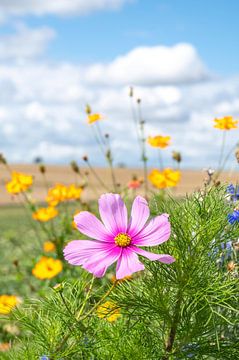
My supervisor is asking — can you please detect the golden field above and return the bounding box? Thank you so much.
[1,164,238,205]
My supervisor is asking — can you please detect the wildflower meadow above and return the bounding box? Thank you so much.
[0,88,239,360]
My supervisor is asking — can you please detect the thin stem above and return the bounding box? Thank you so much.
[85,159,109,192]
[76,276,95,320]
[80,280,118,321]
[163,289,183,359]
[158,149,164,170]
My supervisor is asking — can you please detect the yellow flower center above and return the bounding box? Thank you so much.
[114,233,131,247]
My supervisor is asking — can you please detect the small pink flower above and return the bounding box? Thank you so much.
[64,194,175,279]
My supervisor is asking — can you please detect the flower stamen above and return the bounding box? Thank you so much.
[114,233,131,247]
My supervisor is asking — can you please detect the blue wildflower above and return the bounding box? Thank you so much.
[228,210,239,224]
[40,356,50,360]
[226,184,239,201]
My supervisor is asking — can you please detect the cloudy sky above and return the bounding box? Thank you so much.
[0,0,239,169]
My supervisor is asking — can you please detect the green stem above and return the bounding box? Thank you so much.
[163,289,183,359]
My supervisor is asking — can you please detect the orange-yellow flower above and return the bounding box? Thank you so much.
[87,113,103,124]
[32,257,63,280]
[111,275,132,283]
[0,295,19,315]
[148,135,171,149]
[32,207,58,222]
[214,116,238,130]
[149,168,180,189]
[0,343,11,352]
[97,301,120,323]
[43,241,56,253]
[6,172,33,194]
[46,183,83,206]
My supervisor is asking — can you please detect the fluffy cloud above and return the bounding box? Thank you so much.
[85,43,209,85]
[0,0,130,17]
[0,26,238,169]
[0,24,55,61]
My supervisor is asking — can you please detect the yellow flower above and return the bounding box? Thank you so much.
[214,116,238,130]
[0,295,19,315]
[6,172,33,194]
[32,207,58,222]
[147,135,171,149]
[43,241,56,253]
[46,183,83,206]
[32,256,63,280]
[87,113,103,124]
[0,343,11,352]
[66,184,83,200]
[97,301,120,323]
[149,168,180,189]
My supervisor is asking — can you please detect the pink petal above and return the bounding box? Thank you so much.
[64,240,109,265]
[83,246,121,278]
[74,211,113,242]
[116,247,145,279]
[64,240,121,278]
[132,214,171,246]
[127,196,150,237]
[98,193,128,235]
[132,246,175,263]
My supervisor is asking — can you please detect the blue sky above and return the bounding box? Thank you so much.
[0,0,239,169]
[17,0,239,75]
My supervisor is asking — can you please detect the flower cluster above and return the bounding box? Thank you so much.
[148,168,180,189]
[46,183,83,207]
[32,207,58,222]
[6,172,33,194]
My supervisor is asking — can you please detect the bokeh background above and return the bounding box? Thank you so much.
[0,0,239,168]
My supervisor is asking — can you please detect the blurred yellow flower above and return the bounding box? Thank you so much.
[32,207,58,222]
[0,343,11,352]
[6,172,33,194]
[43,241,56,253]
[214,116,238,130]
[97,301,120,322]
[0,295,19,315]
[46,183,83,206]
[32,257,63,280]
[87,113,103,124]
[147,135,171,149]
[149,168,180,189]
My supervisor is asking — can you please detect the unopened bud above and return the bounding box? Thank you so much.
[129,86,134,97]
[172,151,182,163]
[0,153,7,164]
[39,164,46,174]
[85,104,91,115]
[70,161,80,173]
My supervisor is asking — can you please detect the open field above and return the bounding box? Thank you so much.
[1,164,239,206]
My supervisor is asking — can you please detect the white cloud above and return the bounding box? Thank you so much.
[0,28,238,169]
[0,0,130,18]
[0,24,55,61]
[85,43,209,85]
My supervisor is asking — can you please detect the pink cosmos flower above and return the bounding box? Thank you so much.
[64,194,175,279]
